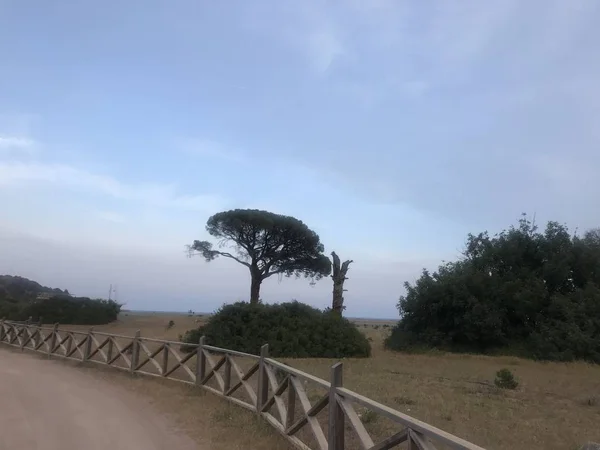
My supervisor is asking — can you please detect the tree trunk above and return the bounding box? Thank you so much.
[332,283,345,315]
[250,275,262,304]
[331,252,353,316]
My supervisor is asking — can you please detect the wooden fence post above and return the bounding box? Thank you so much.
[195,336,206,386]
[84,327,94,361]
[224,355,232,394]
[20,324,26,351]
[162,343,169,377]
[257,344,269,412]
[107,337,114,364]
[328,362,344,450]
[130,330,141,374]
[408,430,418,450]
[66,332,73,357]
[0,318,5,342]
[48,323,58,356]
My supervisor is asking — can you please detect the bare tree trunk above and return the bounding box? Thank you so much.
[250,275,262,304]
[331,251,353,316]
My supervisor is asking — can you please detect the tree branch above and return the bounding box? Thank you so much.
[211,251,251,267]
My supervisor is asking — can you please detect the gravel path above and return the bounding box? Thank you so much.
[0,349,201,450]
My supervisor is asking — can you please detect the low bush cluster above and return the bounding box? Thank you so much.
[180,301,371,358]
[8,296,122,325]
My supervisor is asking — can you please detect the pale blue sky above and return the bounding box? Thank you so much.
[1,1,599,317]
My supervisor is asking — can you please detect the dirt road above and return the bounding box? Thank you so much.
[0,349,201,450]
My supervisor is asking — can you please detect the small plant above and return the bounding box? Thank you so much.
[359,409,378,424]
[165,320,175,331]
[393,395,415,406]
[211,405,234,423]
[582,395,598,407]
[494,368,519,390]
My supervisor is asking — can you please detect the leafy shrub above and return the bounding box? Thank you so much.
[494,368,519,390]
[385,217,600,363]
[10,296,121,325]
[180,301,371,358]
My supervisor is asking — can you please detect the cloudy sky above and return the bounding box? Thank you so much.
[1,0,599,318]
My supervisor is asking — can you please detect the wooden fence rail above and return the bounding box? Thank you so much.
[0,319,485,450]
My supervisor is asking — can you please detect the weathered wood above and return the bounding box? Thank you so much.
[330,251,353,315]
[136,341,164,373]
[130,330,141,374]
[107,340,132,367]
[203,343,260,360]
[88,334,110,362]
[285,391,329,436]
[19,326,26,350]
[0,319,5,342]
[83,328,94,361]
[262,366,289,424]
[337,395,374,449]
[196,336,206,385]
[225,359,259,405]
[162,343,169,376]
[257,344,269,412]
[107,337,114,363]
[286,378,296,429]
[223,355,232,394]
[200,351,227,388]
[266,358,331,389]
[38,328,55,352]
[368,429,409,450]
[65,333,73,357]
[163,345,196,381]
[20,327,35,350]
[329,363,344,450]
[49,323,58,356]
[262,412,314,450]
[409,430,434,450]
[408,433,418,450]
[289,376,328,450]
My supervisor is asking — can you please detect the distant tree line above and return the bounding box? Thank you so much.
[386,215,600,363]
[0,275,121,325]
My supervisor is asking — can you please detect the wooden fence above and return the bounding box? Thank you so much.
[0,319,485,450]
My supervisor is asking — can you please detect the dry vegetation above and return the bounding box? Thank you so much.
[63,312,600,450]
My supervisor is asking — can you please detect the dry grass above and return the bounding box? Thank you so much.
[61,313,600,450]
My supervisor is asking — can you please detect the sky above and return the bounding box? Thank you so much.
[1,0,599,318]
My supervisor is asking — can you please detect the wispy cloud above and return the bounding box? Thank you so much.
[0,161,225,212]
[0,135,37,154]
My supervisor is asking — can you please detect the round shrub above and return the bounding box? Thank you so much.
[180,301,371,358]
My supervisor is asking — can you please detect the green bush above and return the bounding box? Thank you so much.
[10,296,121,325]
[494,368,519,390]
[385,218,600,363]
[180,301,371,358]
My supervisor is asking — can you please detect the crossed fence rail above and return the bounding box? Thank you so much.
[0,319,485,450]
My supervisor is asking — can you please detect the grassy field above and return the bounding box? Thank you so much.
[63,312,600,450]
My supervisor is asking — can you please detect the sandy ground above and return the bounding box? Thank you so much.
[0,349,202,450]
